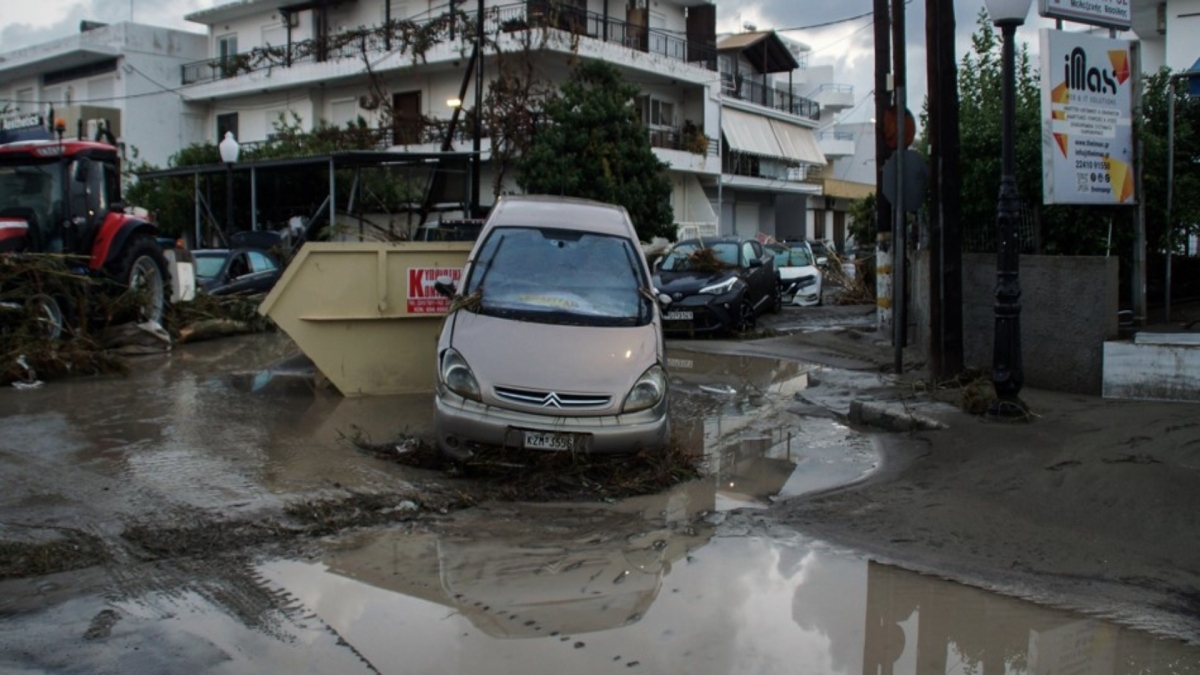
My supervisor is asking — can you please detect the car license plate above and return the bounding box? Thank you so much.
[524,431,576,451]
[665,310,693,321]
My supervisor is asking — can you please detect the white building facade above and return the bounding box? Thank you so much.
[175,0,834,238]
[0,22,207,167]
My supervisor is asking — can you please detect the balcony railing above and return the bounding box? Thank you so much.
[236,116,484,151]
[815,131,854,141]
[182,1,717,86]
[647,126,717,155]
[722,76,820,121]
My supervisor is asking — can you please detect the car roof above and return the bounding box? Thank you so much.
[674,237,742,247]
[484,195,636,239]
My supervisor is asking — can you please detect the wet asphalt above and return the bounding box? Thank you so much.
[1,316,1198,673]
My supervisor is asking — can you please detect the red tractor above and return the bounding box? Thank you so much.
[0,114,168,337]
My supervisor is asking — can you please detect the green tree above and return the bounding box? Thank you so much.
[516,61,675,240]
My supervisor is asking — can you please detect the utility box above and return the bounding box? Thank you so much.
[259,242,472,396]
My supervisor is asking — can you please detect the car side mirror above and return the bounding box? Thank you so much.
[748,258,763,268]
[434,275,457,299]
[656,290,672,308]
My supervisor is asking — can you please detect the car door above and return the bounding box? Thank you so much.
[740,240,771,308]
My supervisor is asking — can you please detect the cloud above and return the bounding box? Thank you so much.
[0,0,210,52]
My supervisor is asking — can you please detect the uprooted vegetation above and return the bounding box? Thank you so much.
[1,254,273,385]
[342,427,705,503]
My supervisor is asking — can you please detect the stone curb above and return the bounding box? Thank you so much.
[847,400,947,432]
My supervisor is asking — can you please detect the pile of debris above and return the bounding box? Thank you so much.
[1,254,274,386]
[344,428,704,503]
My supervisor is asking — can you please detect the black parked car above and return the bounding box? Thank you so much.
[193,246,283,296]
[652,237,779,335]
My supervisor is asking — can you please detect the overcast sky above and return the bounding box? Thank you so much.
[1,0,1061,125]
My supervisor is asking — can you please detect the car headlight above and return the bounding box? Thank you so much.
[623,364,666,413]
[440,347,481,401]
[699,277,738,295]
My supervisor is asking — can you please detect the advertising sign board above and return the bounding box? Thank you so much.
[1039,0,1132,30]
[1040,30,1135,205]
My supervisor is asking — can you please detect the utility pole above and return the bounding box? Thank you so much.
[873,0,892,334]
[891,0,908,374]
[471,0,484,216]
[925,0,964,379]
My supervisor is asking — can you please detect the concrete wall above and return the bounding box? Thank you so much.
[911,251,1119,395]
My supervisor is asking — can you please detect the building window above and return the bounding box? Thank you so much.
[638,96,675,130]
[331,99,358,128]
[217,113,239,144]
[392,91,422,145]
[217,34,238,78]
[218,34,238,59]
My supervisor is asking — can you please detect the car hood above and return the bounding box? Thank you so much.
[778,264,820,281]
[445,311,661,402]
[653,270,738,295]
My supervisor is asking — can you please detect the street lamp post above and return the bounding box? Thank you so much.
[982,0,1032,416]
[219,131,240,238]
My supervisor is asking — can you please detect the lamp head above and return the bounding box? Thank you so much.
[219,131,240,165]
[983,0,1033,26]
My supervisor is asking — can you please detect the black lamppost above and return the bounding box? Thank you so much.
[219,131,240,236]
[983,0,1031,416]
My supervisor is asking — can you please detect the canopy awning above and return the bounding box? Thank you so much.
[769,119,826,166]
[721,107,785,160]
[721,107,826,165]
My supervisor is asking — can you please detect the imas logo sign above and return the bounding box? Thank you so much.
[1062,46,1129,95]
[1040,30,1134,206]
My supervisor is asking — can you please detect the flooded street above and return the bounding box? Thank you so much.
[2,334,1197,672]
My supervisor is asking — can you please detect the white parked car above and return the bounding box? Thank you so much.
[766,242,823,307]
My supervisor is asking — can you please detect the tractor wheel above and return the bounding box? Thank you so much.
[27,294,67,340]
[109,233,169,325]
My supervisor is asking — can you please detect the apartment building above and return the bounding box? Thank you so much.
[176,0,835,238]
[0,21,207,166]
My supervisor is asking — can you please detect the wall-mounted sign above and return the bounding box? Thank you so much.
[407,266,462,314]
[1039,0,1132,31]
[1040,29,1135,206]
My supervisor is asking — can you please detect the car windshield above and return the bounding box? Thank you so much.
[659,242,739,271]
[194,253,226,280]
[767,244,813,268]
[463,226,650,326]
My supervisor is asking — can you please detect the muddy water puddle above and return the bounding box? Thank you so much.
[4,335,1196,671]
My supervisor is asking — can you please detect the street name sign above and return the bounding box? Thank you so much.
[1039,0,1132,30]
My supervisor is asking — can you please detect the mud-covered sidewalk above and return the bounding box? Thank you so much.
[740,308,1200,644]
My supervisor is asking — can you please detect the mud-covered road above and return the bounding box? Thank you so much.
[2,332,1198,673]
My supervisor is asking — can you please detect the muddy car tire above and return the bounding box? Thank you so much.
[109,233,169,325]
[735,300,756,332]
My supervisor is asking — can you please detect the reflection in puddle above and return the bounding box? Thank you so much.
[257,522,1199,674]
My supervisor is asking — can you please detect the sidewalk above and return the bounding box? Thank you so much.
[749,303,1200,644]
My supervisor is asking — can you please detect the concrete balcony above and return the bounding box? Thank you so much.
[816,130,855,158]
[809,83,854,114]
[180,1,719,98]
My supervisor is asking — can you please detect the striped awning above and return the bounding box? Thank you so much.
[721,107,826,165]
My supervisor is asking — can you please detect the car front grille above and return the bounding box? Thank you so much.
[493,386,612,410]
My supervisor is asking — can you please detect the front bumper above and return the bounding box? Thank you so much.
[661,290,743,336]
[435,387,670,459]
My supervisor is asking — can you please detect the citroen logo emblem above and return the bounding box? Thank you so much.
[541,393,563,408]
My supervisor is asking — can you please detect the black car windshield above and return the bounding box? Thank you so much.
[767,244,813,268]
[659,242,739,271]
[464,226,649,326]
